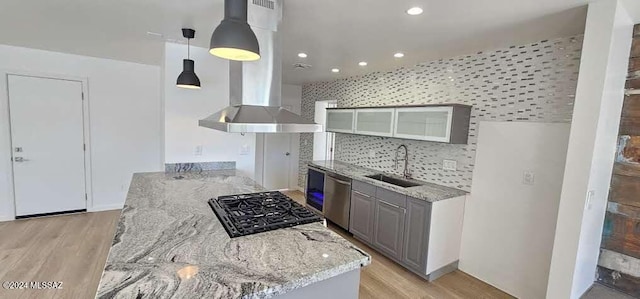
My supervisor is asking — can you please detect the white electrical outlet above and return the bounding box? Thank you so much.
[368,150,376,158]
[194,145,203,156]
[443,160,457,171]
[523,170,535,185]
[239,144,250,155]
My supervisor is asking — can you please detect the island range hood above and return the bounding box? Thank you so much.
[199,0,322,133]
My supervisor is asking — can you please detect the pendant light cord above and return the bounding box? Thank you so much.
[187,38,190,59]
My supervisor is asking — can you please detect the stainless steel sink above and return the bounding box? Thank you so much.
[365,174,422,188]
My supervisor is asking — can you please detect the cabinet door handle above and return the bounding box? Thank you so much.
[353,190,371,198]
[379,200,404,210]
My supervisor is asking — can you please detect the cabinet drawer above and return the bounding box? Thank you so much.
[376,188,406,208]
[352,180,376,197]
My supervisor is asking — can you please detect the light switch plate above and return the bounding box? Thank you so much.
[586,190,595,210]
[194,145,203,156]
[523,170,535,185]
[443,160,457,171]
[368,150,376,158]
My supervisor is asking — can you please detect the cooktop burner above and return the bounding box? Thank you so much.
[209,191,323,238]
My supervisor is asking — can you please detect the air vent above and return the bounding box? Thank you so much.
[293,63,312,70]
[252,0,274,9]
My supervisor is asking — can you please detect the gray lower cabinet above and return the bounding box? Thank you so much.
[349,190,375,243]
[373,199,406,261]
[402,198,431,273]
[349,180,434,278]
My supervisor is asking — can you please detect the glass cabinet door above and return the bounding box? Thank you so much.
[355,108,395,137]
[393,107,453,142]
[326,109,355,133]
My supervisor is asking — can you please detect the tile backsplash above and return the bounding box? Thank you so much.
[299,35,583,191]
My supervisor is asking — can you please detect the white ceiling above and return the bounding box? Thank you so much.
[0,0,589,85]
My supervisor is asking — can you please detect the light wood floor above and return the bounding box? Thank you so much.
[0,210,120,299]
[0,192,512,299]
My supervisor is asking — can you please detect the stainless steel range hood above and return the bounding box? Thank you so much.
[199,0,322,133]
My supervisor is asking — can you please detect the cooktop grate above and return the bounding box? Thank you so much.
[209,191,322,238]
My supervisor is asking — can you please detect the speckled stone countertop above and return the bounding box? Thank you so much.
[96,170,370,299]
[310,160,467,202]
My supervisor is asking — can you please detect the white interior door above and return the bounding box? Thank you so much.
[8,75,87,216]
[262,133,292,190]
[261,104,295,190]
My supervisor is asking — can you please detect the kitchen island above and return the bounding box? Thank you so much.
[96,170,370,299]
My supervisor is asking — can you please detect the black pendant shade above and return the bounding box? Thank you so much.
[177,28,201,89]
[177,59,201,89]
[209,0,260,61]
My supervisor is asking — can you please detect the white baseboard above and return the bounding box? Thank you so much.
[0,214,15,222]
[88,203,123,212]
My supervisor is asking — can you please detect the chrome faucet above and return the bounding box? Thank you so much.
[395,144,410,179]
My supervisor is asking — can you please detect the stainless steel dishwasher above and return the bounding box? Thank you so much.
[323,172,351,230]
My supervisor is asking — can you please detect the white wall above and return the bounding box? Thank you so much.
[0,45,163,219]
[163,42,257,178]
[546,1,635,298]
[459,122,571,299]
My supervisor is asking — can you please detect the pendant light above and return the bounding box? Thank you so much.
[209,0,260,61]
[176,28,201,89]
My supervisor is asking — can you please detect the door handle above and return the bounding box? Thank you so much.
[285,152,290,156]
[13,157,29,162]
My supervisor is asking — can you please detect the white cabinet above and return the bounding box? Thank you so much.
[325,105,471,144]
[393,107,453,142]
[326,109,355,133]
[355,108,395,137]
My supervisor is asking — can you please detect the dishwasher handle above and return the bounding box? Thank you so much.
[328,177,351,186]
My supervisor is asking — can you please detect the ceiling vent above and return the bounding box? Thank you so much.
[293,63,312,70]
[253,0,274,9]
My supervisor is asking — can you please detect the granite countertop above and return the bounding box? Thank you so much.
[96,170,370,299]
[309,160,467,202]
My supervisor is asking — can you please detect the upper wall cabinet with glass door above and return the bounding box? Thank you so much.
[394,105,471,143]
[354,108,395,137]
[326,109,355,133]
[325,104,471,144]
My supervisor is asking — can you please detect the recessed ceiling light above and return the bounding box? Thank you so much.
[331,68,340,73]
[298,52,308,58]
[394,52,405,58]
[406,7,423,15]
[358,61,368,66]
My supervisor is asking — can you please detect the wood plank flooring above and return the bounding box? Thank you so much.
[0,192,513,299]
[0,210,120,299]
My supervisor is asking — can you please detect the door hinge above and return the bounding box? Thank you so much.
[81,92,85,100]
[83,144,86,151]
[85,193,88,200]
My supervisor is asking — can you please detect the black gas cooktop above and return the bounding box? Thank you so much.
[209,191,323,238]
